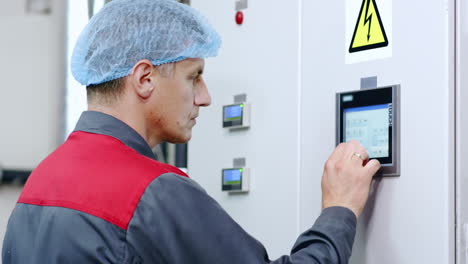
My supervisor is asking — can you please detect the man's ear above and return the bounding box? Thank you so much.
[129,59,156,99]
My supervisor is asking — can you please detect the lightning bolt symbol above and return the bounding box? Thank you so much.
[363,0,373,41]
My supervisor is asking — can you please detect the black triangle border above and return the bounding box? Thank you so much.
[349,0,389,53]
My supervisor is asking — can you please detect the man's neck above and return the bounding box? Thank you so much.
[87,104,160,148]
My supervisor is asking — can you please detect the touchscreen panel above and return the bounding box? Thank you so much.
[344,104,390,158]
[337,86,399,176]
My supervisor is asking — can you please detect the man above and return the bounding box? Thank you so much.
[2,0,380,263]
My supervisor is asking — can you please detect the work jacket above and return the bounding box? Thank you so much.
[2,111,357,263]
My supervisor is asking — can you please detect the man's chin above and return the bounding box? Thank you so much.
[166,133,191,144]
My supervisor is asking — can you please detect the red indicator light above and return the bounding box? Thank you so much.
[235,11,244,25]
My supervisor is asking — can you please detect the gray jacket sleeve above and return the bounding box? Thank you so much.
[125,173,356,264]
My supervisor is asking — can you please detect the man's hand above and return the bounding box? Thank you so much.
[321,140,381,218]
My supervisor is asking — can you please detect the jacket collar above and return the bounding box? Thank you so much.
[73,111,156,160]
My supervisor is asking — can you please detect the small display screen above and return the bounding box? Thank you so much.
[224,105,243,121]
[344,104,390,158]
[223,169,242,185]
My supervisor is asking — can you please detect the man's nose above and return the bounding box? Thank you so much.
[195,79,211,107]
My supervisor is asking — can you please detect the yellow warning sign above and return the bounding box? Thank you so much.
[349,0,388,53]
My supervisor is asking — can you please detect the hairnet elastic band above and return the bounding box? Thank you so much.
[87,56,189,86]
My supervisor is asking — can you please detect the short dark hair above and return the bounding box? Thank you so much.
[86,77,125,104]
[85,63,174,104]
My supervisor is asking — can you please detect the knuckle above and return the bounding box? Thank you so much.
[336,143,346,152]
[358,145,366,153]
[335,161,345,171]
[325,159,335,170]
[361,149,369,158]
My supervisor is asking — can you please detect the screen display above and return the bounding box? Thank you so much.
[224,105,242,121]
[344,104,390,158]
[223,169,242,185]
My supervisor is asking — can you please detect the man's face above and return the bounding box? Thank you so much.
[146,58,211,144]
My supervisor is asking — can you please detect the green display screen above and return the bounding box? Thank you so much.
[223,169,242,185]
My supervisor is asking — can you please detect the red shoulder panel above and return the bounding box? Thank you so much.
[18,131,188,230]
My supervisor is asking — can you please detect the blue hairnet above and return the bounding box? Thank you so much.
[71,0,222,86]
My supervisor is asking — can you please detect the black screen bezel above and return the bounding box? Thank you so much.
[339,87,393,165]
[223,104,244,128]
[221,168,243,191]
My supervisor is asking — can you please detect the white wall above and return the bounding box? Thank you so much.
[0,0,66,259]
[190,0,455,262]
[65,1,97,137]
[456,0,468,262]
[0,0,66,169]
